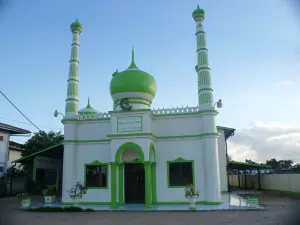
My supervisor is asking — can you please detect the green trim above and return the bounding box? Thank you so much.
[199,88,213,92]
[62,202,110,205]
[118,163,124,205]
[229,161,272,169]
[216,126,235,131]
[12,144,62,163]
[115,142,145,162]
[107,132,219,139]
[109,109,150,114]
[167,158,195,188]
[84,161,108,189]
[63,139,110,143]
[153,109,218,117]
[62,118,110,123]
[110,162,118,209]
[117,116,143,133]
[151,163,157,204]
[156,201,221,205]
[144,161,152,209]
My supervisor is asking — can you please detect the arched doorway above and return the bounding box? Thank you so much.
[115,142,145,204]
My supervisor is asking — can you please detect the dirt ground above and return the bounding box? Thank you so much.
[1,193,300,225]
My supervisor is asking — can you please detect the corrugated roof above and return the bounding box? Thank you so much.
[0,122,31,135]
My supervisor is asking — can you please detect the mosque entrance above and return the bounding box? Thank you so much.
[124,163,145,204]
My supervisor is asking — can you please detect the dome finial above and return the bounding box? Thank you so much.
[129,47,137,69]
[87,97,91,108]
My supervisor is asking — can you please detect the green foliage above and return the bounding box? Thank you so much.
[184,184,200,198]
[17,192,29,200]
[22,131,64,157]
[68,181,88,199]
[27,206,94,212]
[0,179,7,197]
[44,185,56,196]
[265,158,293,169]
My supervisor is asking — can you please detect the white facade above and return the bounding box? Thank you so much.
[61,109,230,206]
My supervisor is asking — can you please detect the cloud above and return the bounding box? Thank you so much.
[227,121,300,163]
[276,78,295,87]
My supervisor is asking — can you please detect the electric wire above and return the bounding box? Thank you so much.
[0,90,42,131]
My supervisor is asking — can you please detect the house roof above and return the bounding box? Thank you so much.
[9,141,24,152]
[0,122,31,135]
[217,126,235,140]
[11,143,63,163]
[229,161,272,170]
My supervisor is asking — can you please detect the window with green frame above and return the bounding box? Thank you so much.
[168,162,193,187]
[85,165,108,188]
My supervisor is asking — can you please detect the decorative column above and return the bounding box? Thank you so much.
[110,162,119,209]
[144,161,152,209]
[65,19,82,117]
[192,6,221,204]
[151,163,157,204]
[118,163,124,205]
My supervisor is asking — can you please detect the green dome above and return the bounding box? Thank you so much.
[192,5,205,20]
[70,18,83,32]
[78,98,99,115]
[110,49,157,98]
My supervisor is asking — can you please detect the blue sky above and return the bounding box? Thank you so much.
[1,0,300,151]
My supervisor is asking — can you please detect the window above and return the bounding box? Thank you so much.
[85,165,108,188]
[0,136,3,141]
[168,162,194,187]
[0,166,3,173]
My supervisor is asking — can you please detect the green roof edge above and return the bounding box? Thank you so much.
[229,161,272,169]
[12,143,63,163]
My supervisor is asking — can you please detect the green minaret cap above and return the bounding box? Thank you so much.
[192,5,205,20]
[70,18,83,32]
[128,48,138,69]
[87,97,91,108]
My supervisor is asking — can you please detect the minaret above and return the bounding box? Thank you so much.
[65,18,83,117]
[192,6,222,203]
[193,6,214,110]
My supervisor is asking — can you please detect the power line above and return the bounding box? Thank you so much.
[0,116,63,131]
[0,90,41,131]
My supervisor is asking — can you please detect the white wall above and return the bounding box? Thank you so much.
[153,116,201,136]
[217,129,228,192]
[0,131,10,175]
[7,150,22,169]
[63,142,111,203]
[77,121,111,140]
[155,139,205,202]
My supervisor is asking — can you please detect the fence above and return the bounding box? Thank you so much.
[229,174,300,193]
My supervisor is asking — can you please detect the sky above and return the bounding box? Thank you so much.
[1,0,300,163]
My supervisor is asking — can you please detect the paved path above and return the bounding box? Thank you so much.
[1,194,300,225]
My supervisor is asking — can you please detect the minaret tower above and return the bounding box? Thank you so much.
[192,6,222,203]
[65,19,83,117]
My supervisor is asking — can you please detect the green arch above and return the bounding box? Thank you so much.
[115,142,145,162]
[149,143,156,162]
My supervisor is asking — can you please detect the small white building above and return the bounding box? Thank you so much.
[0,123,31,176]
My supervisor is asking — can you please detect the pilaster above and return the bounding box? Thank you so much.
[110,162,119,209]
[144,161,152,209]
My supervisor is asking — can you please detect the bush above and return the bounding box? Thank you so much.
[27,207,94,212]
[0,179,7,197]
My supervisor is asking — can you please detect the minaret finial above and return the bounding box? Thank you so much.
[129,47,137,69]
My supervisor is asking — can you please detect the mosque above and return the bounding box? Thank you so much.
[61,6,235,209]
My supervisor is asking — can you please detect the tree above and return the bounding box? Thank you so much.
[22,131,64,157]
[266,158,280,169]
[278,160,293,168]
[245,159,257,164]
[227,155,233,162]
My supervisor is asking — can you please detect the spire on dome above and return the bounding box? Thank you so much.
[87,97,91,108]
[128,47,138,69]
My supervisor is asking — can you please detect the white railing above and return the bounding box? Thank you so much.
[77,112,111,120]
[76,106,201,120]
[151,106,200,115]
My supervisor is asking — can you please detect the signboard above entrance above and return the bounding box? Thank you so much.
[117,116,142,133]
